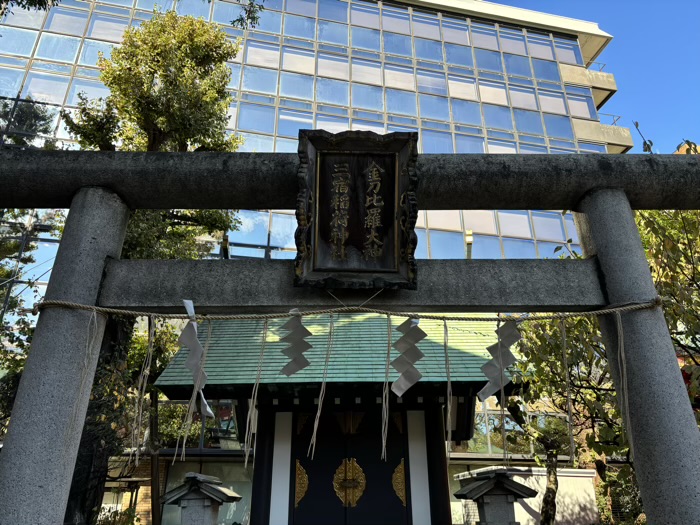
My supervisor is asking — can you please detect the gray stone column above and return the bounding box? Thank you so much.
[576,188,700,524]
[0,187,130,525]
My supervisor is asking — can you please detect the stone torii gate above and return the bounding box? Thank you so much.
[0,151,699,524]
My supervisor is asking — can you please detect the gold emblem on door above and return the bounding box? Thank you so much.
[333,458,366,507]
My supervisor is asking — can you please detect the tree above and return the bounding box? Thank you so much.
[55,12,251,524]
[0,97,56,148]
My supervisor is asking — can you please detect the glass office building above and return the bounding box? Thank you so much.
[0,0,631,275]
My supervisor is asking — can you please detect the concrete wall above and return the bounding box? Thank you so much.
[572,119,634,153]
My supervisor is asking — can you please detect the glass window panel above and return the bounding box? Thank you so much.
[0,27,38,57]
[45,8,88,36]
[271,248,297,258]
[317,113,349,133]
[463,210,496,234]
[212,1,241,25]
[318,0,347,23]
[478,81,507,105]
[412,13,440,40]
[79,40,114,66]
[21,72,69,104]
[282,47,315,74]
[502,238,537,258]
[276,137,298,152]
[352,59,381,85]
[568,94,596,119]
[564,215,579,243]
[488,139,516,153]
[384,64,414,89]
[455,134,485,153]
[448,75,477,100]
[451,99,481,126]
[287,0,316,17]
[351,3,379,29]
[67,78,109,105]
[256,10,282,34]
[528,36,555,60]
[520,144,547,153]
[579,142,607,153]
[509,85,538,110]
[352,26,380,51]
[514,109,543,135]
[543,113,573,139]
[382,7,410,34]
[383,32,412,57]
[246,41,280,68]
[441,19,469,45]
[416,69,446,95]
[176,0,211,18]
[238,103,275,134]
[230,210,269,245]
[555,40,583,65]
[419,94,448,121]
[386,88,416,116]
[498,210,531,237]
[414,38,442,62]
[444,43,473,68]
[352,119,383,132]
[0,67,23,98]
[227,63,241,89]
[226,102,237,128]
[317,52,348,79]
[316,77,349,105]
[352,83,383,111]
[427,210,461,231]
[230,246,266,257]
[415,228,428,259]
[503,53,531,77]
[279,71,314,100]
[500,31,526,55]
[137,0,174,11]
[238,132,275,152]
[36,34,80,62]
[2,7,45,29]
[471,26,498,50]
[270,213,297,248]
[539,91,567,114]
[284,14,315,39]
[538,241,566,258]
[472,234,502,259]
[421,129,453,153]
[532,211,566,241]
[474,48,502,72]
[87,14,127,41]
[532,59,560,82]
[428,230,464,259]
[318,20,347,45]
[242,66,278,95]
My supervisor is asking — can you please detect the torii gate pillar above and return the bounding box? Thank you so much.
[0,188,130,525]
[577,188,700,524]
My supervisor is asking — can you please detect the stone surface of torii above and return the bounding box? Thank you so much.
[0,149,699,525]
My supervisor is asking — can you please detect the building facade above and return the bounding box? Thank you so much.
[1,1,629,523]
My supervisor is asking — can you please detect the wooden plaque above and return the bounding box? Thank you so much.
[295,130,418,289]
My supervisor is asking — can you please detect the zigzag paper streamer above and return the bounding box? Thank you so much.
[178,300,214,418]
[280,309,314,376]
[477,320,521,401]
[391,318,426,397]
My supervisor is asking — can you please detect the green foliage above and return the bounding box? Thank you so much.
[93,507,140,525]
[157,402,216,448]
[596,465,645,525]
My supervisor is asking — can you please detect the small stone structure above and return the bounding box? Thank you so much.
[454,468,537,525]
[161,472,241,525]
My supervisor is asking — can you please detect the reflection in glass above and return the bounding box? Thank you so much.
[422,129,453,153]
[21,72,70,104]
[79,40,114,66]
[257,9,282,33]
[352,59,381,85]
[316,113,349,133]
[316,77,348,105]
[270,213,297,248]
[451,99,480,126]
[416,69,447,95]
[509,85,538,110]
[463,210,496,234]
[279,71,314,100]
[503,53,531,77]
[238,103,275,134]
[283,47,316,74]
[538,91,567,114]
[277,108,312,137]
[351,83,383,111]
[2,6,45,29]
[287,0,316,17]
[0,67,24,97]
[471,26,499,50]
[488,140,516,153]
[382,7,410,34]
[502,238,537,258]
[0,27,38,57]
[419,94,449,120]
[383,32,412,56]
[514,109,543,135]
[527,36,555,60]
[318,0,348,23]
[471,235,502,259]
[415,228,428,259]
[474,48,502,72]
[67,78,109,105]
[352,26,380,50]
[384,63,414,89]
[478,81,508,105]
[246,41,280,69]
[242,66,278,95]
[229,210,269,246]
[414,38,442,61]
[284,14,315,39]
[176,0,211,18]
[441,19,469,45]
[45,8,88,35]
[543,113,573,139]
[482,104,513,130]
[350,3,379,29]
[538,241,567,258]
[448,75,477,100]
[386,88,416,116]
[500,31,527,55]
[429,230,464,259]
[498,210,531,237]
[532,59,560,82]
[87,14,128,42]
[412,13,440,40]
[444,43,473,68]
[317,52,348,79]
[455,134,485,153]
[318,20,347,45]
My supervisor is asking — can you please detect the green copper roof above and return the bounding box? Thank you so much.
[156,314,495,389]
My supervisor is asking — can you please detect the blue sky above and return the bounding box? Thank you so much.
[494,0,700,153]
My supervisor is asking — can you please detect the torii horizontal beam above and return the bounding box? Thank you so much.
[98,258,606,313]
[2,151,699,210]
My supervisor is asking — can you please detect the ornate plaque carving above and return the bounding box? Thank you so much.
[392,458,406,507]
[333,458,366,507]
[295,460,309,508]
[295,130,418,289]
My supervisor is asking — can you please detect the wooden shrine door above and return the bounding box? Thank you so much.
[292,409,410,525]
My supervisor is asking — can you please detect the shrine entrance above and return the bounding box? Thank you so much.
[292,410,409,525]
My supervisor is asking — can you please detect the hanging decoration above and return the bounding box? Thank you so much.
[308,314,335,459]
[245,319,269,468]
[391,318,427,397]
[477,320,521,401]
[280,309,314,377]
[178,300,215,418]
[381,314,392,460]
[443,320,453,456]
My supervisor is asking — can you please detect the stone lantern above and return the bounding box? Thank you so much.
[161,472,241,525]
